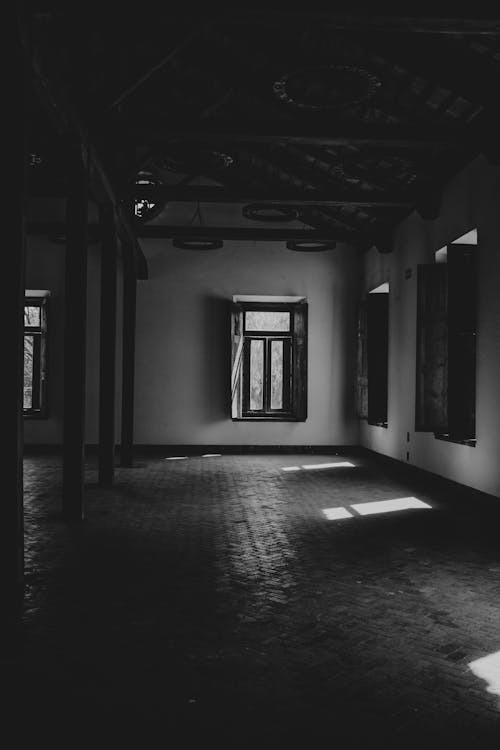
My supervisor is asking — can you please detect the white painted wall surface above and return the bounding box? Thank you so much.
[361,156,500,498]
[134,240,360,446]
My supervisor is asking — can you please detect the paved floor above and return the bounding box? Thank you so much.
[3,451,500,746]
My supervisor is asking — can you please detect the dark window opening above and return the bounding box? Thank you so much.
[24,296,48,418]
[231,301,307,421]
[356,286,389,427]
[416,242,477,445]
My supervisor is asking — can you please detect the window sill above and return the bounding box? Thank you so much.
[434,433,476,447]
[368,421,388,428]
[23,412,49,420]
[233,417,306,422]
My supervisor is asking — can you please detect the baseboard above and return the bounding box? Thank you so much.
[131,444,363,455]
[23,444,362,457]
[361,447,500,505]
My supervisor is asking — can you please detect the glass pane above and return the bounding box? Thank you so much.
[271,340,283,409]
[24,335,34,409]
[245,311,290,332]
[24,305,41,328]
[249,340,264,410]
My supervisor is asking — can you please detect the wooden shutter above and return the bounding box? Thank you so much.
[231,303,244,418]
[356,301,368,419]
[292,301,308,421]
[415,264,448,432]
[367,293,389,425]
[447,244,476,440]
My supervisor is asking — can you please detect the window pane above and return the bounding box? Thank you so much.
[24,305,41,328]
[270,340,283,409]
[24,335,34,409]
[245,311,290,332]
[249,339,264,410]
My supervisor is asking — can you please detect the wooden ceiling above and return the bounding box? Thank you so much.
[24,7,500,252]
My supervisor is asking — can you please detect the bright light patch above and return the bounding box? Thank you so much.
[469,651,500,697]
[202,454,222,458]
[301,462,355,470]
[322,507,353,520]
[281,466,301,472]
[369,282,389,294]
[165,456,188,461]
[350,497,431,515]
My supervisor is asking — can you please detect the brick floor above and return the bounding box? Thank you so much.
[3,451,500,746]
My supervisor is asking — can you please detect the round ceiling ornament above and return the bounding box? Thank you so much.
[172,238,223,250]
[286,240,336,252]
[242,204,300,222]
[272,65,381,110]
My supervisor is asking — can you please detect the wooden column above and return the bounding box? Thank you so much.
[63,138,88,520]
[3,28,25,600]
[98,204,117,486]
[120,252,137,467]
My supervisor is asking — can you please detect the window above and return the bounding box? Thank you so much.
[415,232,477,445]
[231,299,307,420]
[24,294,48,417]
[356,283,389,427]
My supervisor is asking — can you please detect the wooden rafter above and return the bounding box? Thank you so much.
[130,184,414,208]
[21,22,148,279]
[130,122,466,150]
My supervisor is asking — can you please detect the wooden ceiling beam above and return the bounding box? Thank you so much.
[225,13,500,36]
[131,123,463,150]
[130,185,413,208]
[27,221,367,244]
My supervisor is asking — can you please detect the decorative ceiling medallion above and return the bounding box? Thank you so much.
[242,204,300,222]
[286,240,336,252]
[273,66,381,110]
[134,171,165,223]
[172,238,223,250]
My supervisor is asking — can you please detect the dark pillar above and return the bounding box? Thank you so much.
[120,252,137,467]
[63,138,88,520]
[3,26,25,602]
[98,204,117,486]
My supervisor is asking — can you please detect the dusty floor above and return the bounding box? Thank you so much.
[3,450,500,747]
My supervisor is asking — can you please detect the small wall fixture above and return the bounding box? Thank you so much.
[172,238,223,250]
[286,240,336,252]
[243,204,300,222]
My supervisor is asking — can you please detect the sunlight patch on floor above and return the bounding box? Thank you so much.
[351,497,431,515]
[469,651,500,698]
[281,462,355,472]
[322,507,354,520]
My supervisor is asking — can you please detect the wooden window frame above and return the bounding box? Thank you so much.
[356,290,389,427]
[24,296,48,419]
[415,243,477,446]
[231,301,307,422]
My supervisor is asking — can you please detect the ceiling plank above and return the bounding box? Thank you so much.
[106,19,215,111]
[22,26,148,279]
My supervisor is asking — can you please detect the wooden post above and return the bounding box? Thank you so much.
[120,252,136,467]
[3,24,25,601]
[98,204,117,486]
[63,138,88,520]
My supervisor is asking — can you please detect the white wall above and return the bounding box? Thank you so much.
[360,156,500,498]
[134,239,361,446]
